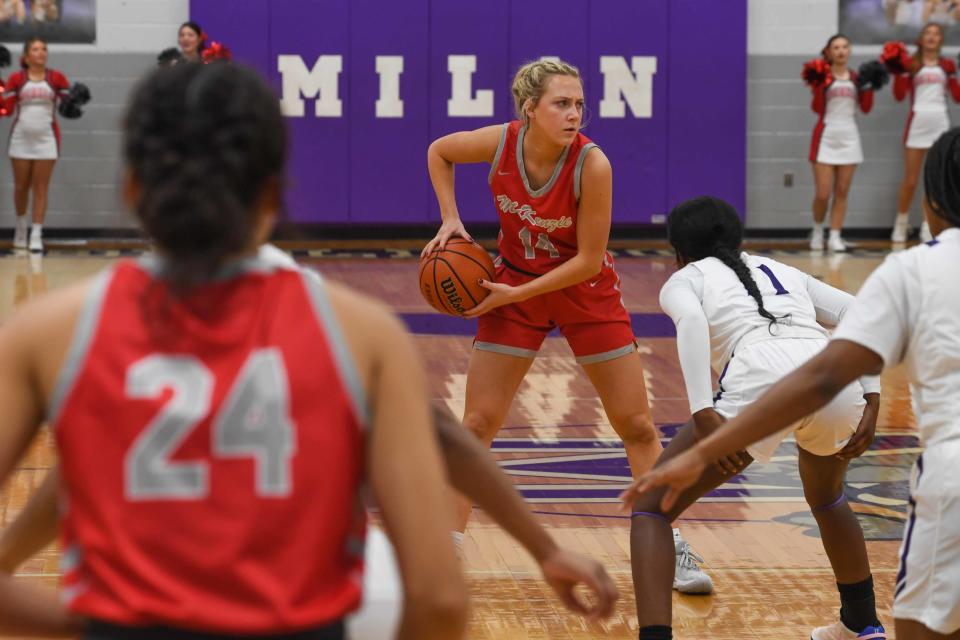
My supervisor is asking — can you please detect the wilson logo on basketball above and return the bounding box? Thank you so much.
[440,277,466,314]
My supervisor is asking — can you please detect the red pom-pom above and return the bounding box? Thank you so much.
[802,58,832,88]
[881,41,912,74]
[201,42,232,64]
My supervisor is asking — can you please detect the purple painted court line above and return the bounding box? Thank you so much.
[400,312,676,337]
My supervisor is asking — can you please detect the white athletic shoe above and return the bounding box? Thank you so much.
[13,219,26,249]
[673,537,713,594]
[920,220,933,243]
[810,620,886,639]
[28,227,42,253]
[891,218,909,243]
[809,230,824,251]
[828,234,847,253]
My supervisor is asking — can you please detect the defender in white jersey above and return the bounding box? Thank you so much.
[629,131,960,639]
[626,197,885,640]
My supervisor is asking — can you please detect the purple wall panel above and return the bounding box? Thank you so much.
[667,0,747,217]
[270,2,350,223]
[428,0,511,224]
[190,0,747,227]
[349,0,430,223]
[587,1,670,222]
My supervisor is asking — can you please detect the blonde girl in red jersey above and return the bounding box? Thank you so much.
[424,59,711,593]
[0,63,466,640]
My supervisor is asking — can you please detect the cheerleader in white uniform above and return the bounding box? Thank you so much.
[807,35,876,253]
[3,37,70,253]
[890,23,960,242]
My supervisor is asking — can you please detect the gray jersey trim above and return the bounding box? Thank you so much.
[487,123,509,184]
[299,268,370,427]
[573,143,598,202]
[47,268,115,426]
[136,244,297,282]
[474,341,539,359]
[517,125,570,198]
[575,342,637,365]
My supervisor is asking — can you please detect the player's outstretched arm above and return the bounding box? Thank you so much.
[345,289,467,640]
[0,466,58,573]
[433,404,618,620]
[622,340,882,512]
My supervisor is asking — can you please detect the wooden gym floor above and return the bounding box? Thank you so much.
[0,242,918,639]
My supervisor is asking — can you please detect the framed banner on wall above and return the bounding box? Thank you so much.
[0,0,95,44]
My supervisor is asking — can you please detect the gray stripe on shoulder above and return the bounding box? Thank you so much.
[299,269,370,427]
[574,143,599,201]
[47,268,115,426]
[487,123,509,184]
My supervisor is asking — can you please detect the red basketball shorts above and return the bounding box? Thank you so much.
[475,262,637,364]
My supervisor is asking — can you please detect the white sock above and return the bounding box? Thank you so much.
[896,212,909,224]
[829,229,841,240]
[31,223,42,236]
[15,216,27,231]
[812,220,824,236]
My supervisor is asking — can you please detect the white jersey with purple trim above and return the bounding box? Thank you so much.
[659,252,876,462]
[833,227,960,634]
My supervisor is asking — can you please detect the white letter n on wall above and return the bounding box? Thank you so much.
[447,55,494,117]
[599,56,657,118]
[278,55,343,118]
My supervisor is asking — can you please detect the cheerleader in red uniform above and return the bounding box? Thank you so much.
[3,37,70,253]
[805,35,880,253]
[886,23,960,242]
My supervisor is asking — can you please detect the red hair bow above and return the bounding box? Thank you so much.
[202,41,232,63]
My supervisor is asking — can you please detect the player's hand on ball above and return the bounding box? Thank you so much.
[463,280,519,317]
[421,218,473,258]
[539,547,619,621]
[619,448,707,513]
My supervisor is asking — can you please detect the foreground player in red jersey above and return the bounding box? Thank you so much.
[0,63,467,639]
[423,59,712,594]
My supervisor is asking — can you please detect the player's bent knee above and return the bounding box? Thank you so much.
[461,411,501,442]
[616,413,658,446]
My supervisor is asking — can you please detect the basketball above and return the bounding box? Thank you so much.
[419,238,495,315]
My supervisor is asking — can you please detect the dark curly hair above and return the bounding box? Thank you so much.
[123,63,287,293]
[923,127,960,229]
[667,196,783,328]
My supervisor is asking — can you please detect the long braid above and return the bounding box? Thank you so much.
[713,245,781,328]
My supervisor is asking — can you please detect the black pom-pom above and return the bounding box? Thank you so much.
[157,47,184,67]
[0,45,11,69]
[58,82,91,119]
[857,60,890,91]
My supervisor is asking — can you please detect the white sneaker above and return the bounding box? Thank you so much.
[810,620,886,639]
[13,219,26,249]
[891,218,909,243]
[28,227,42,253]
[673,537,713,594]
[920,221,933,243]
[828,234,847,253]
[810,230,824,251]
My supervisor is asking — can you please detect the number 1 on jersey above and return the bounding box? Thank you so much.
[518,226,559,260]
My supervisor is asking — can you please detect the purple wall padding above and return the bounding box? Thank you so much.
[190,0,746,225]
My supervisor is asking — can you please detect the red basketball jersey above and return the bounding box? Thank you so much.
[50,248,367,634]
[488,120,597,275]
